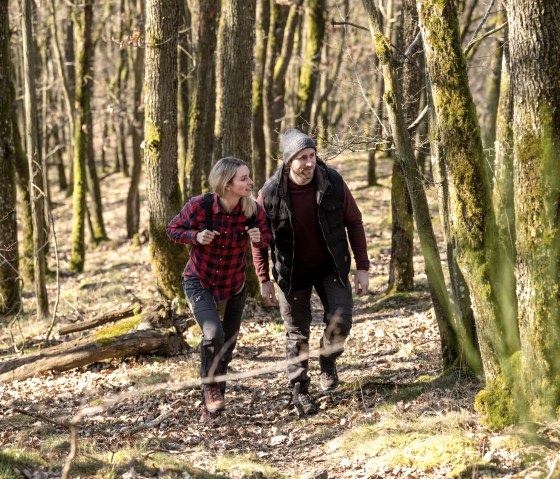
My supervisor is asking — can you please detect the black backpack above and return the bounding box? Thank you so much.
[200,192,257,231]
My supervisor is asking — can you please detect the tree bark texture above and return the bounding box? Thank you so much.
[216,0,256,162]
[186,0,219,196]
[295,0,325,131]
[417,0,519,379]
[252,0,270,189]
[0,1,21,315]
[144,0,187,300]
[69,0,94,273]
[507,0,560,420]
[22,0,49,318]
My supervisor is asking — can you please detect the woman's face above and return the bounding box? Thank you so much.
[225,165,254,198]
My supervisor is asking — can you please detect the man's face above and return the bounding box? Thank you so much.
[288,148,316,185]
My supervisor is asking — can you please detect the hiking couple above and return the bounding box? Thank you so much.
[167,129,370,421]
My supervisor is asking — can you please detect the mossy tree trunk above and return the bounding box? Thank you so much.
[144,0,187,300]
[0,2,21,316]
[22,0,49,319]
[388,0,417,294]
[252,0,269,189]
[126,0,145,240]
[362,0,468,370]
[507,0,560,421]
[295,0,325,132]
[417,0,519,379]
[69,0,93,273]
[186,0,219,197]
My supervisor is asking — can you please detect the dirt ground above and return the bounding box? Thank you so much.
[1,155,559,479]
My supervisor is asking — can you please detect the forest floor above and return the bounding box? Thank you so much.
[2,155,560,479]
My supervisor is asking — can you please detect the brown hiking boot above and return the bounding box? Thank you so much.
[203,384,225,412]
[319,359,339,391]
[200,404,221,422]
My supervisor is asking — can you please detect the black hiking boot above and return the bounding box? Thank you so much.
[319,359,339,391]
[292,382,318,416]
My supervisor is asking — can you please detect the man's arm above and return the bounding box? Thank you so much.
[342,181,370,296]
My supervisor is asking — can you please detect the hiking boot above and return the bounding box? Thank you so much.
[298,391,318,415]
[292,383,318,416]
[200,404,221,422]
[319,359,339,391]
[203,383,225,412]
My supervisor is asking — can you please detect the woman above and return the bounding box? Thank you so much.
[167,157,271,421]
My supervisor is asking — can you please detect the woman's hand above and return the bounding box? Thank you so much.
[196,229,220,245]
[245,226,261,244]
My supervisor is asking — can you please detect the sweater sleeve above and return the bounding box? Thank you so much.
[342,181,370,271]
[251,191,272,283]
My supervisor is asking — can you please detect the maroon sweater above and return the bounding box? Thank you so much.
[253,176,369,283]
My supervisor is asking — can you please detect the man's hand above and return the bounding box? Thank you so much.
[196,229,220,245]
[245,226,261,244]
[261,281,278,306]
[354,269,369,297]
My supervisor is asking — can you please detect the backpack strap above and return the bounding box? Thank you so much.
[200,192,214,231]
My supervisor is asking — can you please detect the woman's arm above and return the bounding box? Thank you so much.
[166,200,201,244]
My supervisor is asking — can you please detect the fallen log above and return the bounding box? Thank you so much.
[0,303,193,383]
[58,305,140,335]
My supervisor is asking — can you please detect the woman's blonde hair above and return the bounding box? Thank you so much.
[208,157,257,218]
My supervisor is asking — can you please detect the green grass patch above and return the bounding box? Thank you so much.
[0,449,47,479]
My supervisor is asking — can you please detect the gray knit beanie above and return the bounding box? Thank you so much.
[282,128,317,164]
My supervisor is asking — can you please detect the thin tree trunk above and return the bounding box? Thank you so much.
[126,0,145,240]
[177,0,192,200]
[144,0,187,300]
[252,0,270,189]
[0,2,21,315]
[69,0,94,272]
[22,0,49,319]
[186,0,219,197]
[295,0,325,131]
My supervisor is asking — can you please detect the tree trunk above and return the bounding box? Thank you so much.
[177,0,192,199]
[264,2,299,175]
[22,0,49,319]
[508,0,560,420]
[186,0,219,197]
[0,2,20,315]
[69,0,94,273]
[388,0,416,293]
[144,0,187,300]
[362,0,464,370]
[482,8,505,185]
[126,0,145,240]
[216,0,256,162]
[252,0,270,189]
[417,0,519,380]
[295,0,325,131]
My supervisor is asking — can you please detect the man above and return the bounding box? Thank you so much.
[252,128,370,415]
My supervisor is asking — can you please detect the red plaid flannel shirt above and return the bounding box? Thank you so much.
[167,193,271,302]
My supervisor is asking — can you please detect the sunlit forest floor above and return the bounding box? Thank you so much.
[1,155,560,479]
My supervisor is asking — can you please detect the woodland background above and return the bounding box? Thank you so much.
[1,0,560,478]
